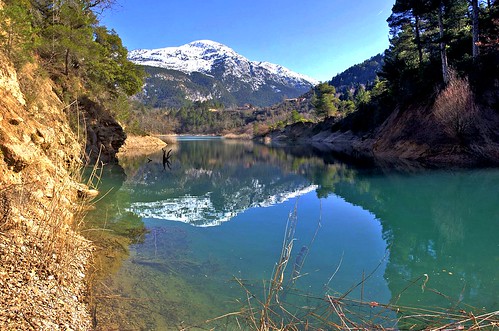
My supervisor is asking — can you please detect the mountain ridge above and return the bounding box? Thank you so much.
[128,40,318,108]
[129,40,318,85]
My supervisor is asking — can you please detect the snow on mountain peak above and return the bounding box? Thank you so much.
[258,61,319,86]
[128,40,319,87]
[186,39,230,51]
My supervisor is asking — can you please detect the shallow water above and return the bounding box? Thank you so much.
[87,138,499,330]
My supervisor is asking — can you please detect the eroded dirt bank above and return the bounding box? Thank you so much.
[265,103,499,167]
[0,53,94,329]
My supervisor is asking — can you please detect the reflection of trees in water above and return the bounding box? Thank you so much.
[323,169,499,311]
[83,164,157,330]
[431,201,465,246]
[97,141,499,326]
[121,140,369,206]
[84,164,147,246]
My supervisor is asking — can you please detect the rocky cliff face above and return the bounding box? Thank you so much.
[0,53,92,329]
[78,96,126,164]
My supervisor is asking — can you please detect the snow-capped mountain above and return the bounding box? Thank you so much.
[128,40,319,107]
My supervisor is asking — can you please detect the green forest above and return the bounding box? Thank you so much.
[327,0,498,137]
[384,0,497,101]
[130,0,498,139]
[1,0,497,143]
[329,54,384,94]
[0,0,143,122]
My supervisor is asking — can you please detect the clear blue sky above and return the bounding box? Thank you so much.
[100,0,395,82]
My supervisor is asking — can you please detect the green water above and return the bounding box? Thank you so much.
[87,138,498,330]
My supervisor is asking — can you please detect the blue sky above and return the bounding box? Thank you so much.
[101,0,395,82]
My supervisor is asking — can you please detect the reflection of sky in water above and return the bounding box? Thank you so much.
[93,140,499,329]
[138,190,391,311]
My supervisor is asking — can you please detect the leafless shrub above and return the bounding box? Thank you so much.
[433,70,478,141]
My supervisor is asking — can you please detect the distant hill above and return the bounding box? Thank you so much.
[129,40,318,108]
[329,54,384,93]
[264,54,385,118]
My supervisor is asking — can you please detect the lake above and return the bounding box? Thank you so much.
[86,137,498,330]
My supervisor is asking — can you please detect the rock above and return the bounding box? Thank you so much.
[78,96,126,164]
[117,135,167,157]
[75,183,99,200]
[0,143,30,173]
[8,117,23,126]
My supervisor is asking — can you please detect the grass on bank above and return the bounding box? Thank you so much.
[196,206,499,331]
[0,95,106,329]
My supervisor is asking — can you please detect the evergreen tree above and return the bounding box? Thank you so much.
[0,0,145,132]
[354,85,371,105]
[382,0,492,100]
[91,27,144,96]
[0,1,37,65]
[312,83,340,119]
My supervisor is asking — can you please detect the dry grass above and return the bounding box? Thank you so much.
[0,163,95,329]
[197,206,499,331]
[0,95,104,330]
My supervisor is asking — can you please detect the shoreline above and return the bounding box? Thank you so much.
[263,121,499,168]
[117,134,167,157]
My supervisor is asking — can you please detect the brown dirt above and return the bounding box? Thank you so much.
[0,52,93,329]
[266,101,499,167]
[117,135,167,157]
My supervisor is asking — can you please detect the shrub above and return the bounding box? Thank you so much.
[433,70,478,141]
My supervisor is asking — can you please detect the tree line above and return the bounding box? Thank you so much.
[383,0,497,102]
[315,0,498,136]
[0,0,143,120]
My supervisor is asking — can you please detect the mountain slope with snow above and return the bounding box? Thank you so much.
[129,40,319,107]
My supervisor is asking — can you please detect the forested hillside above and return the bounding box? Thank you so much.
[136,65,312,109]
[0,0,143,161]
[137,66,237,109]
[128,56,389,136]
[269,0,499,166]
[329,54,384,94]
[382,0,497,105]
[349,0,498,132]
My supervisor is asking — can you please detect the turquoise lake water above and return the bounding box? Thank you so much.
[88,138,498,330]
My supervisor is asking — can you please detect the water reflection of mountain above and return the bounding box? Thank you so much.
[316,168,499,311]
[117,140,498,310]
[119,140,318,226]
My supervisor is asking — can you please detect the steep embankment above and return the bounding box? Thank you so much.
[0,53,93,328]
[267,98,499,167]
[265,117,374,161]
[370,104,499,165]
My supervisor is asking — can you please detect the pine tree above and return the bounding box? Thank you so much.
[471,0,480,59]
[312,83,340,119]
[0,1,37,65]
